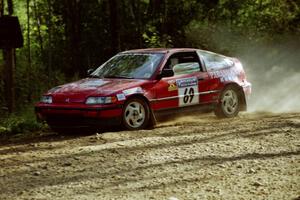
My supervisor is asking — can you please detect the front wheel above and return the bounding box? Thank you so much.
[214,86,240,118]
[122,97,150,130]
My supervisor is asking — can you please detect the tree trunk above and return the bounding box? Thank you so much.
[33,0,43,53]
[3,49,15,113]
[26,0,32,102]
[7,0,13,14]
[0,0,3,16]
[46,0,52,85]
[130,0,142,48]
[2,0,16,113]
[148,0,164,18]
[26,0,31,65]
[63,0,82,76]
[136,1,142,48]
[109,0,121,54]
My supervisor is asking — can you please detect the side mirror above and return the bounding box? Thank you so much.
[157,68,174,79]
[87,68,94,75]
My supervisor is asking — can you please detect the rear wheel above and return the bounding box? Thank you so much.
[214,86,240,118]
[122,97,150,130]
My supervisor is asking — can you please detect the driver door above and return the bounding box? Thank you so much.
[153,51,207,111]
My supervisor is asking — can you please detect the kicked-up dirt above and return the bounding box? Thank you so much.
[0,112,299,200]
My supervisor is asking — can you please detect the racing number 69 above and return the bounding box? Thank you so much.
[183,87,194,104]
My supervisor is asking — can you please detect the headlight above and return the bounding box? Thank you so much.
[85,96,117,105]
[41,95,52,104]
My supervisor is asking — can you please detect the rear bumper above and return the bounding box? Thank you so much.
[35,104,123,128]
[242,81,252,97]
[240,81,251,111]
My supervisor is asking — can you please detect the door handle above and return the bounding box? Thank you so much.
[198,78,204,81]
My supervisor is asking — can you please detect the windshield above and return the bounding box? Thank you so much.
[91,53,164,79]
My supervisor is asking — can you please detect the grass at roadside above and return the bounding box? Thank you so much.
[0,105,48,140]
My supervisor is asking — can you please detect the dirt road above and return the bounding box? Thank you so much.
[0,112,299,200]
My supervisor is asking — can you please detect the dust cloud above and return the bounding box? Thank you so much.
[210,31,300,112]
[237,36,300,112]
[187,24,300,113]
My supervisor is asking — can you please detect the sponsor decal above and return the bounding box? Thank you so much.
[116,93,126,101]
[176,77,199,107]
[208,68,239,82]
[176,77,198,88]
[168,83,177,91]
[123,87,143,96]
[220,75,236,82]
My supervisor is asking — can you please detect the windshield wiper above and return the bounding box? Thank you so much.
[104,75,134,79]
[88,74,100,78]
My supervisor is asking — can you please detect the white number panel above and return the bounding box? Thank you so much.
[176,77,199,107]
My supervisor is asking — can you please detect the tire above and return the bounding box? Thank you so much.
[122,97,150,130]
[214,85,240,118]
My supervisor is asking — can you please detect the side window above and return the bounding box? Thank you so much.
[173,63,199,75]
[198,50,233,71]
[165,52,202,76]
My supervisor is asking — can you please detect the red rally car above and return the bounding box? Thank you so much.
[35,48,251,132]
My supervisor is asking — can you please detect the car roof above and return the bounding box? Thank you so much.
[122,48,199,54]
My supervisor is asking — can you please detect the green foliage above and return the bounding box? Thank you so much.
[0,106,46,135]
[142,25,173,48]
[185,0,300,54]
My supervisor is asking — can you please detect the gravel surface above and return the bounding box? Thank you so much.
[0,112,299,200]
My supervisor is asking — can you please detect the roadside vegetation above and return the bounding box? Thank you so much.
[0,105,47,139]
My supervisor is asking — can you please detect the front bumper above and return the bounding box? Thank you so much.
[35,104,123,128]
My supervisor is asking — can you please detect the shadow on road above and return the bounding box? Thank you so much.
[0,126,123,148]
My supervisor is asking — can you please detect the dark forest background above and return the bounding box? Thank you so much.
[0,0,299,134]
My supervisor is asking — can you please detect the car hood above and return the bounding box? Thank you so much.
[47,78,147,103]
